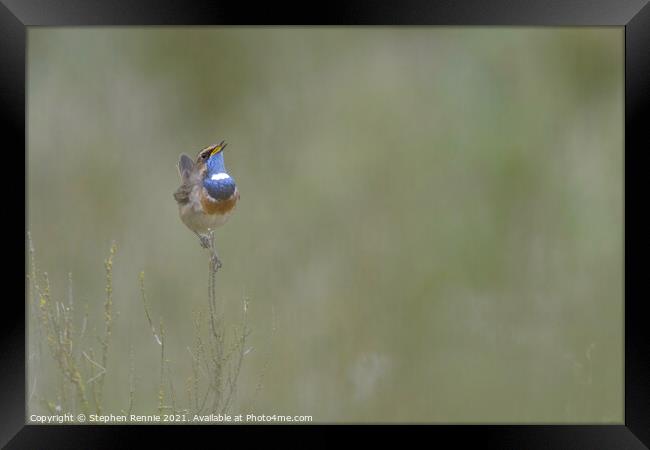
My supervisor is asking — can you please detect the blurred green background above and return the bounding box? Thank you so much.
[27,27,623,423]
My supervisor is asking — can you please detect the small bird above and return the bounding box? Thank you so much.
[174,140,240,269]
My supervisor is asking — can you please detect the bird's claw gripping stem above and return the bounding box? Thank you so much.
[199,230,222,271]
[211,253,222,270]
[198,234,212,249]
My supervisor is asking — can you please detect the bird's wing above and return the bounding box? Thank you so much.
[174,154,196,205]
[177,154,195,181]
[173,182,193,205]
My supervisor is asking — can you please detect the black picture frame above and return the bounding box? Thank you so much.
[2,0,648,447]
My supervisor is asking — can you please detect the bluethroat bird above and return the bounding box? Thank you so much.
[173,141,239,269]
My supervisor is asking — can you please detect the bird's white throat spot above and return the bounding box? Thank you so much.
[210,172,230,181]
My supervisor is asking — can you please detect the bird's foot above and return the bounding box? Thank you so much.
[198,234,212,249]
[211,252,223,271]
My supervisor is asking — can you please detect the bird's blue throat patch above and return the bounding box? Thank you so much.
[204,175,236,200]
[204,152,236,200]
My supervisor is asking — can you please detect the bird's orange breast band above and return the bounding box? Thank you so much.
[200,189,239,215]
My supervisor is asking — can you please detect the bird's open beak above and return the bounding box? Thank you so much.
[210,140,228,156]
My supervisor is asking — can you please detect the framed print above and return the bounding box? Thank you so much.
[2,0,649,447]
